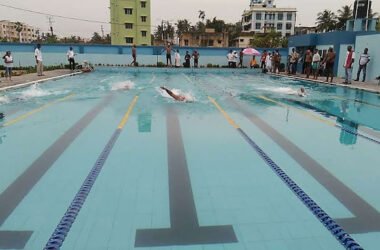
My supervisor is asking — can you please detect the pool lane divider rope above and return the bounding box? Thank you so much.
[208,96,364,250]
[2,94,75,127]
[257,95,380,146]
[44,96,139,250]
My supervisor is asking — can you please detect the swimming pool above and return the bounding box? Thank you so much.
[1,68,380,250]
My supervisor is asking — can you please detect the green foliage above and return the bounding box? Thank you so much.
[377,20,380,31]
[251,30,287,48]
[337,5,353,30]
[316,10,337,32]
[45,34,59,44]
[89,32,111,44]
[156,62,165,67]
[154,22,175,41]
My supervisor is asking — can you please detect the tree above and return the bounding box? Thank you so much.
[337,5,353,30]
[377,20,380,31]
[45,33,58,44]
[368,9,379,18]
[198,10,206,22]
[206,17,226,32]
[90,32,103,43]
[154,22,175,41]
[176,19,191,44]
[251,30,286,48]
[225,22,242,46]
[15,22,23,43]
[316,10,337,32]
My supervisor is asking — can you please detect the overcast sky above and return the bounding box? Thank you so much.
[0,0,378,37]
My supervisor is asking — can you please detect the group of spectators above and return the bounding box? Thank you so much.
[288,46,371,84]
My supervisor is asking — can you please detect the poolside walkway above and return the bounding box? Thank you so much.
[271,72,380,94]
[0,69,78,90]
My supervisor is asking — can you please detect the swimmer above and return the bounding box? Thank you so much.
[160,87,186,102]
[298,87,307,97]
[0,113,4,119]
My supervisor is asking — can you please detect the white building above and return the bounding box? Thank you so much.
[0,20,38,43]
[242,0,297,37]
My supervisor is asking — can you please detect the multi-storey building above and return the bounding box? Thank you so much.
[110,0,151,46]
[242,0,297,37]
[0,20,38,43]
[178,29,229,48]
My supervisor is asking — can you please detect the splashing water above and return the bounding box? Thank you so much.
[20,84,55,99]
[257,86,299,95]
[0,95,10,104]
[111,81,135,91]
[157,87,196,102]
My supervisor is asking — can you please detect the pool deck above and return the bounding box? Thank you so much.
[1,68,380,94]
[0,69,81,91]
[272,72,380,94]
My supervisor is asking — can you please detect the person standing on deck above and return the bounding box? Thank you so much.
[260,50,267,69]
[166,43,172,67]
[35,44,44,76]
[312,49,321,80]
[131,45,137,66]
[238,49,244,68]
[174,50,181,68]
[355,48,370,82]
[304,50,312,78]
[323,47,336,83]
[192,50,200,68]
[184,51,191,68]
[67,47,76,71]
[343,46,355,85]
[3,51,13,81]
[290,48,299,75]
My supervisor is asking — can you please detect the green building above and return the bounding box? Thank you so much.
[110,0,151,46]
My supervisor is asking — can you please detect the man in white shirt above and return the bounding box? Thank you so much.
[227,50,234,68]
[3,51,13,81]
[67,47,76,71]
[355,48,370,82]
[343,46,355,84]
[35,44,44,76]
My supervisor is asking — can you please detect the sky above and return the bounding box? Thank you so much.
[0,0,378,38]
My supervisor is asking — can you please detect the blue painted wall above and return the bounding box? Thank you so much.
[0,43,288,68]
[288,31,380,81]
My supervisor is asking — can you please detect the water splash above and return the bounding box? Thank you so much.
[111,81,135,91]
[156,87,196,102]
[0,95,10,104]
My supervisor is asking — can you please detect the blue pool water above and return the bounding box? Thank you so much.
[1,68,380,250]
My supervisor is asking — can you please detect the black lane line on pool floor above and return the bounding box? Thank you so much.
[0,94,113,250]
[230,98,380,234]
[44,96,138,250]
[135,107,237,247]
[208,97,363,250]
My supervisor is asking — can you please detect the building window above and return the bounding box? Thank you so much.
[240,39,244,42]
[287,13,293,21]
[125,37,134,43]
[218,40,222,44]
[278,13,283,20]
[124,8,133,15]
[141,31,147,37]
[141,1,146,8]
[125,23,133,29]
[141,16,147,22]
[277,23,283,30]
[286,33,291,37]
[286,23,292,30]
[184,39,189,46]
[256,23,261,30]
[256,13,262,20]
[208,40,214,46]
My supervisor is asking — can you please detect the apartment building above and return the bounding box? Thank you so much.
[0,20,38,43]
[110,0,151,45]
[242,0,297,37]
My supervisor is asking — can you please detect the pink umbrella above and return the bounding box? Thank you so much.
[242,48,261,56]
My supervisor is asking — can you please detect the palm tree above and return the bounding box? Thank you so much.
[368,9,379,19]
[198,10,206,22]
[316,10,337,32]
[15,22,24,43]
[337,5,353,30]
